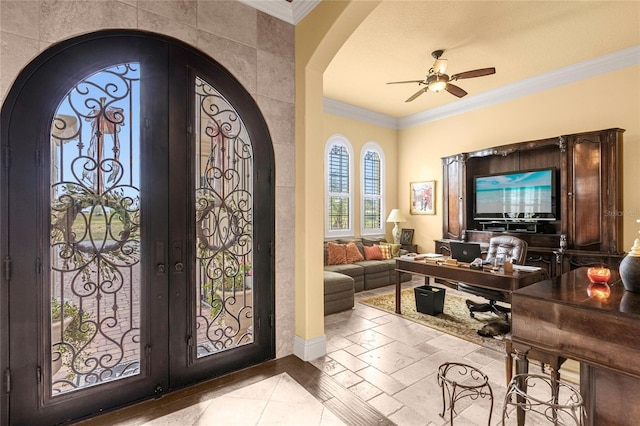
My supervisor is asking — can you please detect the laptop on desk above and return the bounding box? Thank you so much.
[449,241,482,263]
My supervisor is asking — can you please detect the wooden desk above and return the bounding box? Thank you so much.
[394,258,545,315]
[511,267,640,425]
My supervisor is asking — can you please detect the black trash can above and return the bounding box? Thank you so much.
[414,285,446,316]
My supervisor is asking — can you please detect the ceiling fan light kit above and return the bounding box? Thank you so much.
[427,74,448,92]
[387,49,496,102]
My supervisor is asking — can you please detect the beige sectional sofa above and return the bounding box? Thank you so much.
[323,238,412,315]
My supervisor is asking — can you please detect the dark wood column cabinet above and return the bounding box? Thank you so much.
[441,128,625,275]
[564,130,624,253]
[441,154,466,240]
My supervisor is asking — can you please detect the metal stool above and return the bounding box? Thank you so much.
[502,373,585,425]
[437,362,494,425]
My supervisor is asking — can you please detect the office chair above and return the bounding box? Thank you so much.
[458,235,528,321]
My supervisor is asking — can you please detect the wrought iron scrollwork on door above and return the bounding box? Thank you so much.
[50,63,141,395]
[194,76,254,357]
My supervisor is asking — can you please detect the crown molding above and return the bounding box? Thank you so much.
[324,45,640,131]
[291,0,321,24]
[323,98,399,129]
[400,45,640,129]
[238,0,320,25]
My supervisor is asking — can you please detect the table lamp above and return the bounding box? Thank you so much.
[386,209,407,244]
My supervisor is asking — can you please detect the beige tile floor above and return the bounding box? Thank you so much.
[131,277,564,426]
[313,277,513,426]
[315,278,573,426]
[140,373,346,426]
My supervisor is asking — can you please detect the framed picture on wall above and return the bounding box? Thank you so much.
[400,228,414,245]
[410,180,435,215]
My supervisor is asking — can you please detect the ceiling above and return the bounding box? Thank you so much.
[322,1,640,120]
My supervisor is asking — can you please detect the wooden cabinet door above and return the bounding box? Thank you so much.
[565,129,623,253]
[441,154,466,240]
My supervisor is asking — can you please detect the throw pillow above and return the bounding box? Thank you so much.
[378,244,392,260]
[327,242,347,265]
[353,240,365,258]
[388,243,401,257]
[362,237,385,247]
[345,241,364,263]
[363,244,383,260]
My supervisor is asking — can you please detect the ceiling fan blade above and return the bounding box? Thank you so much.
[451,67,496,80]
[387,80,424,85]
[406,88,427,102]
[445,83,468,98]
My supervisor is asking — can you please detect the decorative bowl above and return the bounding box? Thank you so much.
[587,267,611,284]
[587,282,611,300]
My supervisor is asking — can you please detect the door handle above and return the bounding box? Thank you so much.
[173,241,184,273]
[155,241,166,275]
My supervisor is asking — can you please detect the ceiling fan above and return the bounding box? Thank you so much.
[387,50,496,102]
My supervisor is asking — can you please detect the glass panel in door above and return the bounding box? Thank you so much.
[194,76,254,357]
[49,64,141,395]
[3,32,273,424]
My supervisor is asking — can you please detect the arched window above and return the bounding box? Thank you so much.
[360,142,385,236]
[325,135,354,238]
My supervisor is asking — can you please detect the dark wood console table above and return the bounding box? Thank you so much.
[396,258,546,382]
[436,234,626,278]
[511,267,640,425]
[394,258,545,315]
[436,235,560,277]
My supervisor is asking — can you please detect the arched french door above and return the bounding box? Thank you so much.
[0,31,275,425]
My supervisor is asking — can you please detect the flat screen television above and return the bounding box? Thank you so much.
[473,168,557,221]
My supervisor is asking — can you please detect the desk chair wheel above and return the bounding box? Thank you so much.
[466,299,510,321]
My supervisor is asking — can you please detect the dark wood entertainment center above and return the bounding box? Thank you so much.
[437,127,625,276]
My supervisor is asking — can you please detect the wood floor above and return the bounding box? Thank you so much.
[73,355,395,426]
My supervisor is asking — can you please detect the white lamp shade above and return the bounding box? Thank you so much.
[386,209,406,223]
[433,58,448,74]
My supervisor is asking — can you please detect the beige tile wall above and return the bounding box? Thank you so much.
[0,0,295,357]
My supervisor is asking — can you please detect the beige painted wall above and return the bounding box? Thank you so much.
[323,113,399,241]
[399,65,640,252]
[294,1,378,345]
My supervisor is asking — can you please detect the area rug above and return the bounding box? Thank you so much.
[359,288,507,353]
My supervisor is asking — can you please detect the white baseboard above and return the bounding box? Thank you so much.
[293,334,326,361]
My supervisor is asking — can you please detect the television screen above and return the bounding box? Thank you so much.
[474,169,556,221]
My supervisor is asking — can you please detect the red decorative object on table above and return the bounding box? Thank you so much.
[587,266,611,284]
[587,282,611,300]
